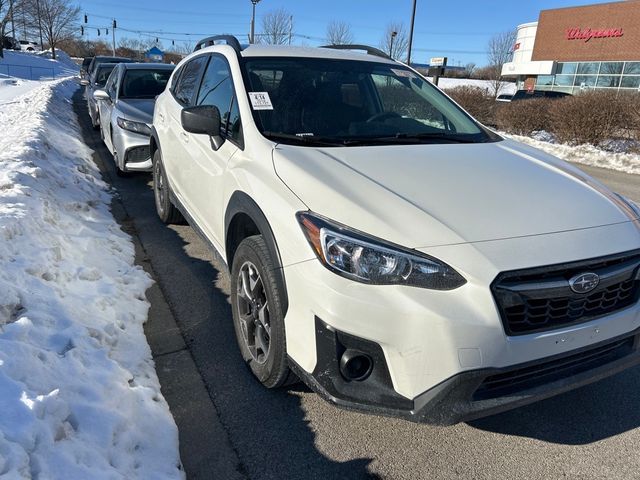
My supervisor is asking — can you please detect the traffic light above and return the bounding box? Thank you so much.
[113,19,117,29]
[97,29,100,36]
[84,14,87,23]
[80,26,84,35]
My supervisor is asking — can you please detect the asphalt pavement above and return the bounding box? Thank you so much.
[73,89,640,480]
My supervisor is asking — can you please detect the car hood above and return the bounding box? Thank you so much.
[272,138,638,248]
[116,99,155,124]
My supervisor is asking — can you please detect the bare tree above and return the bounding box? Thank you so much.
[0,0,19,58]
[326,20,353,45]
[379,22,409,61]
[486,29,516,97]
[260,8,293,45]
[24,0,79,60]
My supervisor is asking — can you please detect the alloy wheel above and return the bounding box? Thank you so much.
[236,261,271,364]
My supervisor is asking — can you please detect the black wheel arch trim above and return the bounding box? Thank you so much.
[225,191,289,314]
[150,126,161,159]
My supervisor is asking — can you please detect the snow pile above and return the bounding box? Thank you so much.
[504,131,640,175]
[0,79,183,478]
[433,77,517,96]
[37,49,79,71]
[0,50,77,81]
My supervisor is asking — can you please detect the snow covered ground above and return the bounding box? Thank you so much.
[503,131,640,176]
[0,76,183,478]
[434,77,517,96]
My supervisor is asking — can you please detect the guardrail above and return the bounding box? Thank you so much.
[0,63,56,80]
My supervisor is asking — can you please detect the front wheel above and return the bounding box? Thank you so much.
[152,149,183,224]
[231,235,293,388]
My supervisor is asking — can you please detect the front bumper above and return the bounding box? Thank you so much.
[291,318,640,425]
[113,128,152,172]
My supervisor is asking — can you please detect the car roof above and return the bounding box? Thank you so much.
[119,63,175,70]
[197,44,398,65]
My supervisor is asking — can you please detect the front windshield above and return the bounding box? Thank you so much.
[243,57,494,146]
[120,69,172,99]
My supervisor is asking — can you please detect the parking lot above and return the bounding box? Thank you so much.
[73,89,640,480]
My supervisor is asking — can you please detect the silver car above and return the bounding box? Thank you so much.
[81,62,117,129]
[94,63,174,176]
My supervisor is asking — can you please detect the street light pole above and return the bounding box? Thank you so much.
[250,0,261,44]
[407,0,417,65]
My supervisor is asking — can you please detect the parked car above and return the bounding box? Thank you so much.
[81,62,117,128]
[95,63,174,175]
[511,89,572,101]
[19,40,39,52]
[80,56,94,79]
[495,93,513,102]
[1,36,20,51]
[86,55,134,79]
[151,36,640,425]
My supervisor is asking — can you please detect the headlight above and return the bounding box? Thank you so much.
[117,117,151,136]
[297,212,466,290]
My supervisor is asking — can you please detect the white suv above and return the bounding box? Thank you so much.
[151,36,640,424]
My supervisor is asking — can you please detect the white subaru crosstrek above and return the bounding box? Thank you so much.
[150,36,640,424]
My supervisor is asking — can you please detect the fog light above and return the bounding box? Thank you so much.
[339,349,373,381]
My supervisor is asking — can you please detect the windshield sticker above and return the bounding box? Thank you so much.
[391,68,415,78]
[248,92,274,110]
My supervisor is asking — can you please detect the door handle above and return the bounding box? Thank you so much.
[180,131,189,143]
[157,112,164,123]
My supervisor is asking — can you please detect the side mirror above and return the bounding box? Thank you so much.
[80,79,89,86]
[93,89,110,101]
[181,105,224,150]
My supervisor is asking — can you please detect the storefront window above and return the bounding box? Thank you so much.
[623,62,640,75]
[574,75,597,87]
[621,76,640,89]
[596,75,621,88]
[577,62,599,75]
[599,62,624,75]
[554,75,574,86]
[556,62,577,75]
[536,75,554,86]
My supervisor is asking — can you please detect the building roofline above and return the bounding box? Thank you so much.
[539,0,639,15]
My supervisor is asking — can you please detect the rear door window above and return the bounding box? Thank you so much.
[174,56,207,106]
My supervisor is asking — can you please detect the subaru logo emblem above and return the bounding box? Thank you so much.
[569,272,600,294]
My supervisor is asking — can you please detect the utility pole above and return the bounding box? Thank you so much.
[250,0,261,44]
[407,0,417,65]
[288,15,292,45]
[389,31,397,58]
[111,19,116,56]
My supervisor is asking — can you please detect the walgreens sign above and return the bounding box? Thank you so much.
[566,27,624,42]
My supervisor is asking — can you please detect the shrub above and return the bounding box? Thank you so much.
[548,91,636,146]
[443,86,496,126]
[495,98,552,136]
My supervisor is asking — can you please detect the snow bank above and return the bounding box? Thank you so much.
[0,79,183,478]
[503,131,640,176]
[0,50,77,81]
[433,77,517,96]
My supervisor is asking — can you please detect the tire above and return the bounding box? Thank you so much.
[152,149,183,224]
[231,235,293,388]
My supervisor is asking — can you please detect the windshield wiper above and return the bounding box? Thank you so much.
[343,132,483,145]
[262,131,347,146]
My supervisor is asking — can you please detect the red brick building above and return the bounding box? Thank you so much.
[501,0,640,93]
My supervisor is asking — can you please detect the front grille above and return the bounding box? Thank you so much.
[473,335,636,400]
[126,146,150,164]
[492,250,640,336]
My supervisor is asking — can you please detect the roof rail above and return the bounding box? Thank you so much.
[320,44,392,60]
[194,35,242,53]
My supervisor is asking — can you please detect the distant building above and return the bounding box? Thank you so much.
[145,47,164,63]
[502,0,640,94]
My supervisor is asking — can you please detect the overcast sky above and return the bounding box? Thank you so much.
[78,0,619,65]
